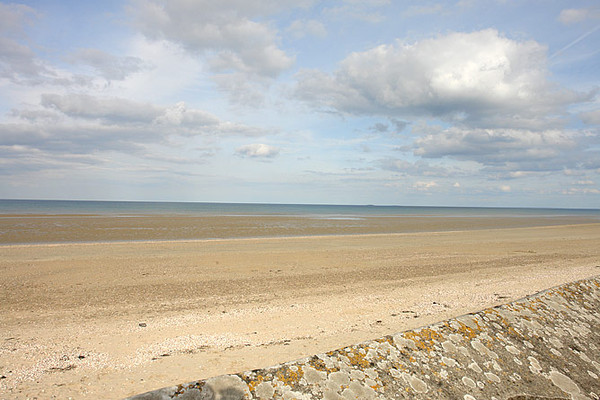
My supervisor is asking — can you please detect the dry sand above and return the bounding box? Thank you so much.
[1,220,599,399]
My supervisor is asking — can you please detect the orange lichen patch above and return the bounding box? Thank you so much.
[340,348,372,369]
[524,298,542,310]
[564,289,587,304]
[523,301,554,323]
[488,311,521,337]
[307,357,338,374]
[275,366,304,386]
[504,303,520,313]
[471,317,484,332]
[242,373,267,393]
[441,321,459,337]
[453,321,479,341]
[376,336,395,346]
[556,287,579,303]
[403,328,444,352]
[390,360,410,372]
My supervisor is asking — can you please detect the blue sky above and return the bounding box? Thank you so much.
[1,1,599,207]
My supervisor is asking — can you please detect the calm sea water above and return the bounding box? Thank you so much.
[1,199,599,218]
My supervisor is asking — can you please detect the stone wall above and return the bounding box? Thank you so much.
[126,276,600,400]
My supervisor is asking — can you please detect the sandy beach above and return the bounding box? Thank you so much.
[1,219,600,399]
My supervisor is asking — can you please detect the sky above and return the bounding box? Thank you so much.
[1,1,599,208]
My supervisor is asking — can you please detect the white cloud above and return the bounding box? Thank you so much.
[405,122,600,182]
[0,145,107,181]
[0,3,37,34]
[379,159,455,177]
[36,95,265,138]
[410,126,600,176]
[413,127,577,163]
[66,48,147,80]
[0,5,144,88]
[114,36,205,103]
[563,187,600,195]
[295,29,589,127]
[559,7,600,24]
[1,94,269,168]
[127,0,315,105]
[0,36,48,81]
[129,0,299,78]
[581,108,600,125]
[370,122,388,133]
[576,180,594,185]
[500,185,511,192]
[0,4,49,83]
[40,93,162,123]
[235,143,280,158]
[413,180,437,191]
[507,171,533,179]
[153,102,223,129]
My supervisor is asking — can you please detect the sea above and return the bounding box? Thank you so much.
[1,199,599,218]
[1,199,599,245]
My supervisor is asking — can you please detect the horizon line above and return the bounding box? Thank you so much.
[1,198,599,212]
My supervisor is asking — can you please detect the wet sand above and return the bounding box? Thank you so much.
[1,213,596,244]
[1,219,599,399]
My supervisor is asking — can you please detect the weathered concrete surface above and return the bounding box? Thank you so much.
[126,276,600,400]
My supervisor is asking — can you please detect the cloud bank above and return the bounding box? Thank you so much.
[296,29,589,127]
[129,0,312,103]
[295,29,599,180]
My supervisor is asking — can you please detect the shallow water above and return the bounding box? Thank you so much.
[1,199,599,218]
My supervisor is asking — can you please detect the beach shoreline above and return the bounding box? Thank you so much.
[1,222,600,399]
